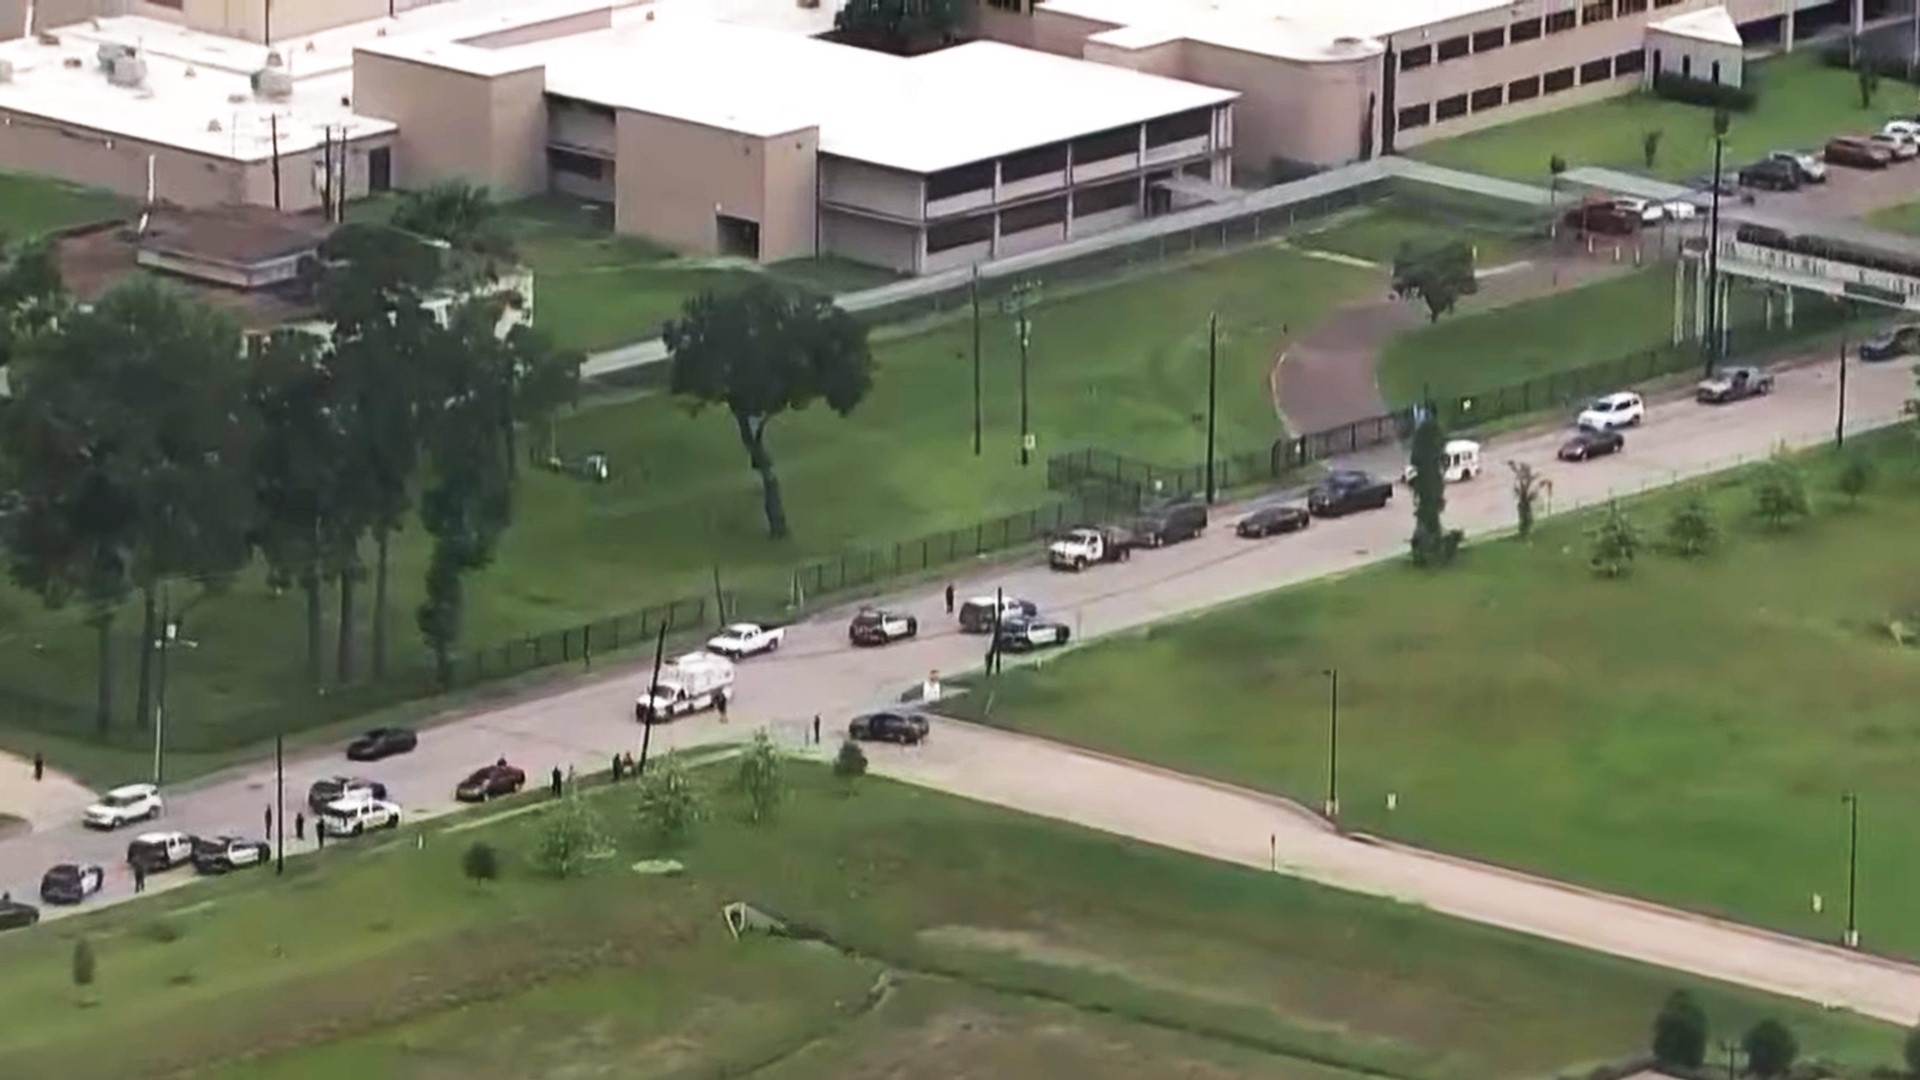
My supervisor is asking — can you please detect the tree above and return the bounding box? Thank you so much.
[389,180,513,259]
[461,840,500,884]
[1742,1019,1798,1078]
[636,749,704,848]
[534,788,611,879]
[1752,454,1810,531]
[834,738,869,790]
[1508,461,1550,539]
[1642,129,1664,169]
[833,0,967,51]
[1548,153,1568,205]
[0,235,67,373]
[1391,240,1478,323]
[1651,990,1708,1069]
[1589,500,1640,578]
[1835,455,1872,506]
[1902,1021,1920,1075]
[664,283,875,540]
[1407,415,1461,567]
[734,729,785,824]
[71,938,96,988]
[1859,67,1882,110]
[1664,491,1718,557]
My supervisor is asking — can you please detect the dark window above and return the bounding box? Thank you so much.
[1653,0,1681,7]
[1711,59,1721,83]
[1397,102,1431,129]
[1581,0,1613,22]
[1470,84,1503,111]
[1399,44,1432,70]
[547,147,606,179]
[1510,17,1542,41]
[368,146,392,192]
[147,0,183,7]
[1146,108,1211,147]
[1071,126,1139,165]
[1002,142,1067,182]
[1000,196,1067,234]
[1436,35,1469,61]
[1508,75,1541,101]
[1074,178,1138,216]
[1618,0,1647,13]
[1580,57,1614,83]
[927,161,995,202]
[1543,66,1576,92]
[926,214,993,253]
[1615,48,1645,73]
[1681,54,1692,77]
[1434,93,1468,120]
[1545,8,1576,32]
[985,0,1022,10]
[1472,27,1506,51]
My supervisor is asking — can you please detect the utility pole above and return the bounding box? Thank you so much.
[1843,791,1860,948]
[1836,302,1850,447]
[1702,120,1727,376]
[151,586,174,787]
[971,265,982,457]
[275,734,285,875]
[269,113,283,211]
[638,622,666,775]
[1003,280,1040,467]
[1204,312,1219,503]
[1322,667,1339,823]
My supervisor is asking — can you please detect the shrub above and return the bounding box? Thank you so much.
[1752,456,1810,530]
[1589,501,1640,578]
[1902,1022,1920,1075]
[71,938,95,989]
[139,919,183,945]
[534,791,612,879]
[834,739,869,784]
[1651,990,1708,1069]
[462,840,500,884]
[1664,492,1718,557]
[734,730,785,824]
[637,749,704,848]
[1836,455,1872,505]
[1652,73,1756,112]
[1743,1018,1798,1077]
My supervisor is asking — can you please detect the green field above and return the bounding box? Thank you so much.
[1867,198,1920,237]
[0,242,1373,780]
[946,431,1920,955]
[1413,53,1917,183]
[0,171,127,239]
[1294,205,1535,267]
[0,764,1895,1080]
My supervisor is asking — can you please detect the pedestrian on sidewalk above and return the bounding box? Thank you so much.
[611,754,624,781]
[263,805,273,839]
[716,693,729,722]
[550,766,563,797]
[133,862,146,894]
[294,811,305,842]
[813,715,821,745]
[944,583,955,614]
[31,752,42,782]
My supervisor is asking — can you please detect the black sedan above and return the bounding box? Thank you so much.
[1236,504,1310,538]
[848,710,930,745]
[1557,428,1625,462]
[346,727,418,762]
[0,895,39,932]
[455,762,527,802]
[39,863,104,906]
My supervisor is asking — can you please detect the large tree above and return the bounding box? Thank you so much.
[0,235,67,372]
[1407,414,1458,567]
[389,180,513,260]
[1391,240,1478,323]
[663,283,874,540]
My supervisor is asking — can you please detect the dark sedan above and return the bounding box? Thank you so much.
[306,776,388,815]
[455,762,527,802]
[346,727,418,762]
[848,710,930,745]
[1236,504,1310,538]
[1860,326,1920,362]
[1557,428,1625,462]
[0,895,39,932]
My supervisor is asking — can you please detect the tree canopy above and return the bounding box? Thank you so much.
[1391,240,1478,323]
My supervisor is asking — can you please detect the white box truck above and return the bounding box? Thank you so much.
[634,652,735,722]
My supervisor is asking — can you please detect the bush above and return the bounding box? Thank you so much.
[1902,1022,1920,1075]
[1652,73,1756,112]
[1743,1018,1798,1077]
[637,749,704,848]
[1752,456,1811,531]
[1836,455,1873,505]
[534,792,612,879]
[1589,501,1640,579]
[1664,492,1718,557]
[71,938,95,988]
[734,730,785,824]
[462,840,500,884]
[139,919,183,945]
[834,739,869,784]
[1652,990,1708,1069]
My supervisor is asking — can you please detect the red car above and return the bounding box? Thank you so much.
[455,762,526,802]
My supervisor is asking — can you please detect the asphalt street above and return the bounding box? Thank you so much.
[4,347,1915,1023]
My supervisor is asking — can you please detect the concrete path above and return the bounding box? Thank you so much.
[0,752,92,833]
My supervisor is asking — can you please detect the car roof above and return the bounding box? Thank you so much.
[1593,391,1639,404]
[323,797,378,812]
[134,830,186,843]
[720,623,758,633]
[105,783,156,798]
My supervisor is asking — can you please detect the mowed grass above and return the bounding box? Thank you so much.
[1294,204,1535,267]
[1413,54,1917,183]
[0,766,1895,1080]
[1867,198,1920,237]
[0,171,126,239]
[948,432,1920,955]
[0,243,1371,777]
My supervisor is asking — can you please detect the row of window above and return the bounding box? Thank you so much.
[925,178,1141,253]
[924,110,1213,202]
[1399,0,1680,72]
[1396,49,1645,131]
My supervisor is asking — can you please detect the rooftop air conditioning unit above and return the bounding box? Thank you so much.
[251,67,293,100]
[0,60,12,83]
[36,32,60,46]
[107,54,147,87]
[95,42,132,70]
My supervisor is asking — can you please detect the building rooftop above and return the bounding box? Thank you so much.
[1039,0,1506,62]
[1648,5,1742,46]
[505,18,1238,172]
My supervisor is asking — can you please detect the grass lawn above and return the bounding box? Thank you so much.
[0,765,1895,1080]
[945,430,1920,957]
[1375,264,1844,408]
[1413,54,1918,183]
[0,242,1372,777]
[1293,204,1535,267]
[1867,199,1920,237]
[0,171,127,239]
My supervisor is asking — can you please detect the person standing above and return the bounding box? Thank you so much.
[550,766,563,798]
[715,693,728,722]
[263,805,273,840]
[813,715,821,745]
[132,862,146,894]
[944,584,955,615]
[294,811,306,842]
[31,752,43,782]
[611,754,624,781]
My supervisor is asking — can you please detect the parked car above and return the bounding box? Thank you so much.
[1684,173,1739,196]
[39,863,104,905]
[1660,199,1702,221]
[1402,439,1481,484]
[634,652,734,723]
[704,622,785,659]
[1881,123,1920,156]
[318,798,402,838]
[1307,471,1393,518]
[1557,428,1626,462]
[84,783,163,830]
[1696,365,1774,404]
[0,895,39,932]
[1612,196,1664,225]
[1766,150,1827,183]
[958,595,1037,634]
[1737,159,1801,191]
[191,835,272,874]
[306,776,388,815]
[1868,132,1918,161]
[126,830,195,873]
[848,710,930,745]
[1049,525,1134,570]
[1824,136,1892,169]
[346,727,417,762]
[455,761,527,802]
[1562,198,1639,235]
[1577,391,1644,431]
[1235,503,1310,538]
[1859,325,1920,362]
[1130,496,1208,547]
[848,606,918,646]
[995,617,1071,653]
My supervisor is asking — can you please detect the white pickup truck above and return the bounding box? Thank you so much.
[635,652,736,722]
[1048,526,1133,571]
[704,622,785,658]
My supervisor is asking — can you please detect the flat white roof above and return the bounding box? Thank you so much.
[1040,0,1500,62]
[517,18,1237,172]
[1649,5,1742,46]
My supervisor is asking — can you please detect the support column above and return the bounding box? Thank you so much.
[1694,259,1709,341]
[1785,0,1796,51]
[1673,256,1689,345]
[1764,289,1774,331]
[1784,286,1796,329]
[1719,276,1733,355]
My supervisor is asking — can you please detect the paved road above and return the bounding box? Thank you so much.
[6,350,1917,1023]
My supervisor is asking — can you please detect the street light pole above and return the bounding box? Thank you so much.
[1204,312,1219,504]
[275,733,285,875]
[1703,130,1725,376]
[1836,302,1851,447]
[1017,313,1031,467]
[970,265,982,457]
[1843,791,1860,948]
[1322,667,1339,822]
[150,586,176,787]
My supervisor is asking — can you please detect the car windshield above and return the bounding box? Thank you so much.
[103,792,144,807]
[465,768,497,784]
[720,626,753,637]
[44,866,77,882]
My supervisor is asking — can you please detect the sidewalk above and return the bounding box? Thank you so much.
[0,749,95,833]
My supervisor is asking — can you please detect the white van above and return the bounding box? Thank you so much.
[635,652,735,721]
